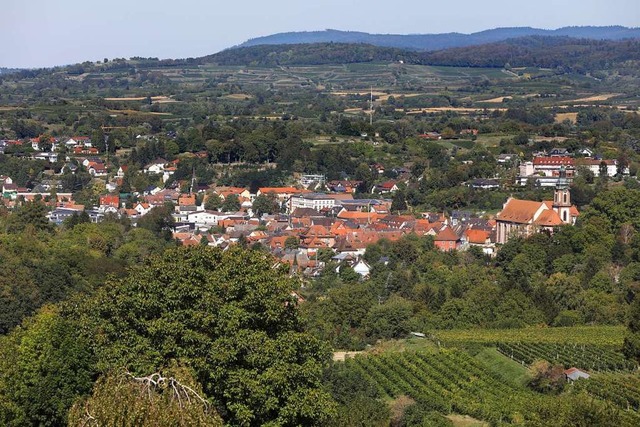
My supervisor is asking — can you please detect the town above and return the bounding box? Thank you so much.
[1,131,627,280]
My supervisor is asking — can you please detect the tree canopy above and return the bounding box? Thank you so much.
[73,246,336,426]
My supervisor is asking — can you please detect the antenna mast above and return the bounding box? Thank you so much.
[369,86,373,126]
[190,167,196,195]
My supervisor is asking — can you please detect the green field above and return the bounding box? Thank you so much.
[431,326,627,347]
[342,348,640,426]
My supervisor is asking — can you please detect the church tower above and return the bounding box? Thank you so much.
[553,165,572,224]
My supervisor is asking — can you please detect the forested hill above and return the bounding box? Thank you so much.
[237,26,640,51]
[420,36,640,73]
[0,68,21,75]
[203,37,640,73]
[202,43,422,66]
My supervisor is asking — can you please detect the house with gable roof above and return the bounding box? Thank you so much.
[434,226,461,251]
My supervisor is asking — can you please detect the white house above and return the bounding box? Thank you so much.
[353,260,371,278]
[144,159,167,174]
[133,202,153,216]
[289,193,338,213]
[187,210,226,227]
[88,162,107,176]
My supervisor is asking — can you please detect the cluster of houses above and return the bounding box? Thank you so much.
[2,138,624,278]
[0,136,98,161]
[0,173,503,278]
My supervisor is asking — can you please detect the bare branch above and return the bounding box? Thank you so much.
[124,370,209,411]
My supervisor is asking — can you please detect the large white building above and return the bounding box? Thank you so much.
[288,193,353,213]
[575,158,621,177]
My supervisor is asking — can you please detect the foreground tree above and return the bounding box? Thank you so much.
[75,246,336,426]
[0,306,95,426]
[68,369,222,426]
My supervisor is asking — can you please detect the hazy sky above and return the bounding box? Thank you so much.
[3,0,639,68]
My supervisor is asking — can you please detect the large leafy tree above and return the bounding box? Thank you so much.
[75,246,336,426]
[251,193,279,216]
[0,306,95,426]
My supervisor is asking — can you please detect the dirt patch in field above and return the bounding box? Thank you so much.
[332,351,363,361]
[566,93,620,103]
[332,91,421,102]
[223,93,254,100]
[482,96,512,103]
[481,93,538,103]
[401,107,507,114]
[446,414,489,427]
[555,112,578,124]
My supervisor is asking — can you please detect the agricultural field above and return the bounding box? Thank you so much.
[342,348,640,426]
[346,349,542,423]
[576,374,640,412]
[496,342,634,372]
[431,326,627,347]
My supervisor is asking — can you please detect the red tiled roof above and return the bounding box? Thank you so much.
[465,229,491,244]
[533,156,574,166]
[259,187,302,194]
[434,226,459,242]
[497,199,545,224]
[534,209,563,227]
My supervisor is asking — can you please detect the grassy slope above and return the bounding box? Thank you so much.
[474,347,530,387]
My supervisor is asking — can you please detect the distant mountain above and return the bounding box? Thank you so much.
[205,36,640,74]
[237,26,640,51]
[0,68,21,75]
[420,36,640,72]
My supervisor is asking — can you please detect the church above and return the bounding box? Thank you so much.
[496,167,579,245]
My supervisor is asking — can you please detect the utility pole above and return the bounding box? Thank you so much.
[104,134,109,164]
[190,167,196,195]
[369,86,373,126]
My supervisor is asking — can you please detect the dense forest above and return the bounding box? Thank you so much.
[421,36,640,74]
[204,43,420,66]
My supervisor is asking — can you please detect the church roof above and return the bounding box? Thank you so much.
[496,199,545,224]
[534,209,564,227]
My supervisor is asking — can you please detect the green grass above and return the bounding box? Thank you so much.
[431,325,626,347]
[475,134,514,149]
[452,139,476,149]
[474,347,530,387]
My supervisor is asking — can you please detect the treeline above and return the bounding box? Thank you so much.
[205,43,421,66]
[238,26,640,51]
[0,201,174,333]
[421,36,640,74]
[0,247,336,426]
